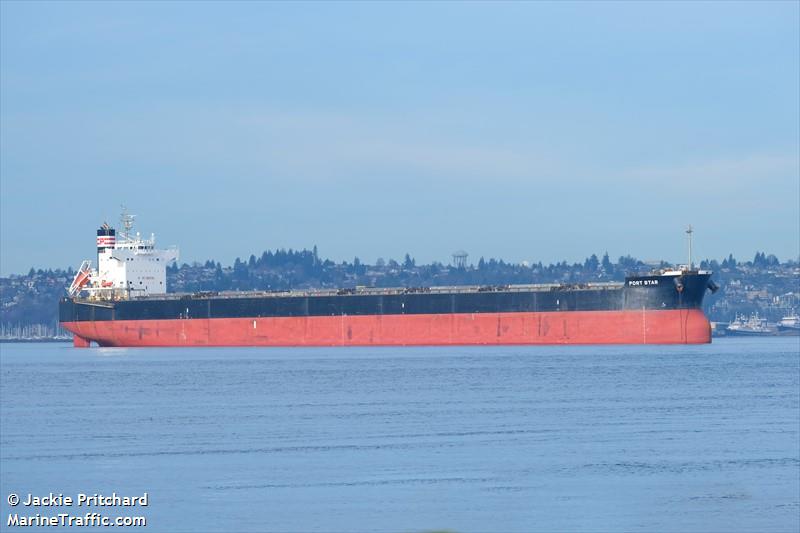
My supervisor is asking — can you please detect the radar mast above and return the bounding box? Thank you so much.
[120,206,136,242]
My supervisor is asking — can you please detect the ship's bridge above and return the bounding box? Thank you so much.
[98,232,178,296]
[70,212,179,299]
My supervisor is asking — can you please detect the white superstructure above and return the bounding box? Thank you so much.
[68,210,178,299]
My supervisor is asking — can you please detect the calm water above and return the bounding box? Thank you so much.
[1,338,798,532]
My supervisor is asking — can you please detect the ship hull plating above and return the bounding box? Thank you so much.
[63,308,711,347]
[60,272,715,347]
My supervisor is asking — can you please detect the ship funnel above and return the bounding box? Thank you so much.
[97,224,116,253]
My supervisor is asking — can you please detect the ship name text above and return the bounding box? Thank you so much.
[627,279,659,287]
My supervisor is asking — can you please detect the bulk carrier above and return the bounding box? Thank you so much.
[59,215,718,347]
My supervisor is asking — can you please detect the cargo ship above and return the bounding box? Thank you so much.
[59,215,718,347]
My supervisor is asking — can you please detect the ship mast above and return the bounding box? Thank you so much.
[120,206,136,242]
[686,224,693,270]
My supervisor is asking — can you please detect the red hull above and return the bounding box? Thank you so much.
[63,309,711,347]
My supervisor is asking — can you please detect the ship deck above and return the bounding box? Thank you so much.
[95,281,628,302]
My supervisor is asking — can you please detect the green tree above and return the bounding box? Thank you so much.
[584,254,599,271]
[601,252,612,272]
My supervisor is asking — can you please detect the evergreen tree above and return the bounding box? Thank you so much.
[601,252,612,272]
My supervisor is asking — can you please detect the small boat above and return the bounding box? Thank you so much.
[725,313,778,336]
[777,309,800,335]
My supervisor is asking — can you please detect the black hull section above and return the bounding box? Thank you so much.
[60,273,713,323]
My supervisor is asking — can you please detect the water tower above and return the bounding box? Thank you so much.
[452,250,468,269]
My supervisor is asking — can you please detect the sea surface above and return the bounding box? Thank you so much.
[1,338,798,532]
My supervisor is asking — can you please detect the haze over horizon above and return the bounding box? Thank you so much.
[1,1,798,276]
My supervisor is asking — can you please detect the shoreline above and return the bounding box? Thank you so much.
[0,338,72,343]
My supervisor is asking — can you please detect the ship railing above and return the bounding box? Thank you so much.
[123,281,625,301]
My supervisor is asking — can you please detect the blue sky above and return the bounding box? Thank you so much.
[1,1,798,275]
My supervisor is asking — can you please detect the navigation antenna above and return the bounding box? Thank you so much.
[686,224,693,270]
[120,206,136,242]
